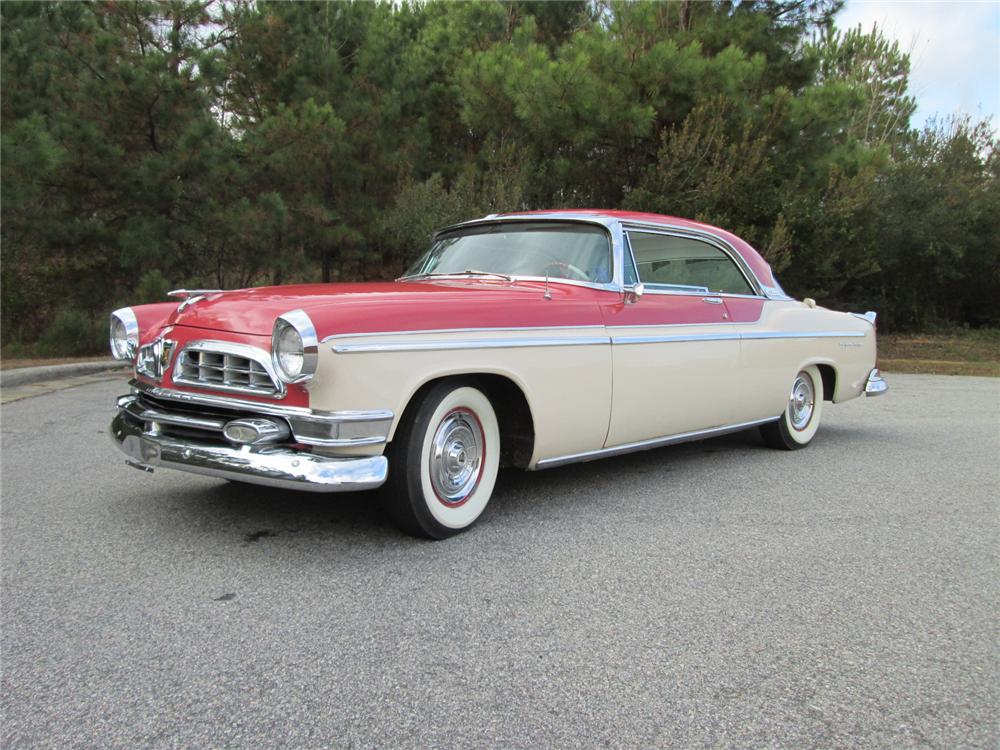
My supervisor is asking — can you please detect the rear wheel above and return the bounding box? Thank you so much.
[760,365,824,450]
[383,381,500,539]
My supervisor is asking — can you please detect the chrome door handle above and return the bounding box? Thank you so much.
[702,297,724,304]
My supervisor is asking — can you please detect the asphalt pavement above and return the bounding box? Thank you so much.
[1,373,997,749]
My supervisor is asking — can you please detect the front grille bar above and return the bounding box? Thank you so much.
[172,340,283,398]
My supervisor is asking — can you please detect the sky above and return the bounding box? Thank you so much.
[836,0,1000,131]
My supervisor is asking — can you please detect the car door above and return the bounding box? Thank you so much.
[601,229,754,447]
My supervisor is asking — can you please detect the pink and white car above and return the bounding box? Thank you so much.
[109,210,887,538]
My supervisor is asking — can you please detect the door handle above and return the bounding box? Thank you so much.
[701,297,724,304]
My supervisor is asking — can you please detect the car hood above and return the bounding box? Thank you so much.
[164,280,608,336]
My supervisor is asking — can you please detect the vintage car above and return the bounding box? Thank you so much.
[109,210,887,538]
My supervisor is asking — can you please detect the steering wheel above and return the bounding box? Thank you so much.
[542,261,590,282]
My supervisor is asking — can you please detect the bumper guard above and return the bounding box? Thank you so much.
[110,408,387,493]
[865,368,888,397]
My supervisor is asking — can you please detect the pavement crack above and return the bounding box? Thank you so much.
[243,529,277,544]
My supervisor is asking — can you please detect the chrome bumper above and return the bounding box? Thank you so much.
[865,368,888,397]
[110,407,387,493]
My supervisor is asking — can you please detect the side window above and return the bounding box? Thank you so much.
[626,232,754,295]
[623,235,639,286]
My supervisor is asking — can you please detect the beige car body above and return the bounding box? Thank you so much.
[310,299,876,468]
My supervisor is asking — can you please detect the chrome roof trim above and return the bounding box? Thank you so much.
[434,212,620,237]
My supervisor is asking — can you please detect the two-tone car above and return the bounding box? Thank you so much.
[109,210,887,538]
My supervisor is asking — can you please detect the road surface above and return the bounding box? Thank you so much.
[2,373,997,748]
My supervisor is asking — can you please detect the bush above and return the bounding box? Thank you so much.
[36,308,106,357]
[135,269,172,303]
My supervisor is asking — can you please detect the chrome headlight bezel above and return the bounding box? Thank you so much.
[271,309,318,384]
[109,307,139,361]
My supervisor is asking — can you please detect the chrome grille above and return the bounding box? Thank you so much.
[174,344,281,396]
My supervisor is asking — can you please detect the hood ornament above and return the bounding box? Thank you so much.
[168,288,225,313]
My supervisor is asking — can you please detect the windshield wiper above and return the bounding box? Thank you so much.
[402,269,514,282]
[456,269,513,281]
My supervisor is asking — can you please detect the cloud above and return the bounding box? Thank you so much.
[836,1,999,129]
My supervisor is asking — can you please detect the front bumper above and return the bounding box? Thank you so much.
[110,402,387,493]
[865,368,888,397]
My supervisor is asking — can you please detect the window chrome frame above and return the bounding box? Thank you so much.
[404,215,626,293]
[172,339,286,399]
[622,225,764,299]
[399,212,791,301]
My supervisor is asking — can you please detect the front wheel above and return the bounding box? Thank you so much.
[383,380,500,539]
[760,365,825,450]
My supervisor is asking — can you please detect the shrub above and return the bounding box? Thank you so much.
[135,269,172,303]
[37,308,105,357]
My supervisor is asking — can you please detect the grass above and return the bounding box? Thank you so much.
[878,328,1000,377]
[0,355,113,371]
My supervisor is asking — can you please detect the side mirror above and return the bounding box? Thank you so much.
[625,282,645,304]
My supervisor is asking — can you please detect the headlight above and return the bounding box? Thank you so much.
[271,309,318,383]
[109,307,139,361]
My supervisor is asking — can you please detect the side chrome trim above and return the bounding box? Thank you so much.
[535,417,779,470]
[612,332,741,345]
[321,324,606,344]
[329,329,865,353]
[739,330,866,341]
[331,336,610,354]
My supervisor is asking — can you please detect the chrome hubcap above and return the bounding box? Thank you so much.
[429,409,484,505]
[789,373,815,431]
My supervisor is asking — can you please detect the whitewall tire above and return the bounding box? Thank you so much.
[384,380,500,539]
[760,365,825,450]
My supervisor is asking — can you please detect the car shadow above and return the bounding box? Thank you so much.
[136,421,885,547]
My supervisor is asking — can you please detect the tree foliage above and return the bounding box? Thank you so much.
[2,0,997,352]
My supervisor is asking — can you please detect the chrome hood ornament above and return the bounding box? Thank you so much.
[168,288,225,313]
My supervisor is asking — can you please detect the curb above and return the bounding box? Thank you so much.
[1,360,130,388]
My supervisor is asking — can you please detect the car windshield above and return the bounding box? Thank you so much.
[402,222,613,284]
